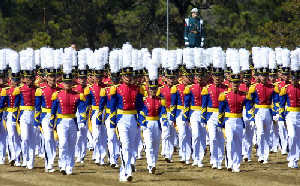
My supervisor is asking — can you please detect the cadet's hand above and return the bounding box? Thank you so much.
[273,114,279,121]
[250,121,255,127]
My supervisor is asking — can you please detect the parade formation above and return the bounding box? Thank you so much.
[0,43,299,183]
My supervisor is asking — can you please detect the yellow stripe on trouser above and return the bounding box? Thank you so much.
[286,107,300,112]
[117,109,137,115]
[255,105,272,109]
[224,112,243,118]
[20,106,35,111]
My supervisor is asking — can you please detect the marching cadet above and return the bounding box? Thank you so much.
[0,49,21,166]
[184,8,205,48]
[0,50,8,164]
[218,49,253,172]
[74,50,90,164]
[110,44,143,182]
[34,48,58,172]
[275,48,289,155]
[88,49,108,166]
[239,49,255,162]
[139,62,168,174]
[278,49,300,169]
[50,50,86,175]
[201,47,227,169]
[249,47,280,164]
[19,48,37,169]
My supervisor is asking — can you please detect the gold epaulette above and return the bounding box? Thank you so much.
[84,86,90,96]
[80,93,86,101]
[100,88,106,97]
[170,85,177,94]
[201,84,211,95]
[279,85,288,96]
[51,91,59,100]
[161,98,166,106]
[184,85,192,94]
[12,87,20,96]
[110,85,117,95]
[248,84,256,94]
[35,88,43,97]
[218,92,226,102]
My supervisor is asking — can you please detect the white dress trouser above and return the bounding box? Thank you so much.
[117,114,137,179]
[278,120,288,154]
[75,111,88,161]
[41,113,56,169]
[225,118,243,169]
[6,112,21,162]
[190,110,206,163]
[161,112,175,160]
[286,112,300,163]
[176,111,192,162]
[92,110,107,164]
[242,109,255,160]
[0,118,7,162]
[143,120,161,169]
[207,112,224,165]
[255,108,272,161]
[105,117,119,165]
[20,110,35,167]
[57,118,77,172]
[270,120,280,152]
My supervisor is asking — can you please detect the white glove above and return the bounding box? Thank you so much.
[250,121,255,127]
[273,114,279,121]
[185,42,189,46]
[79,123,85,128]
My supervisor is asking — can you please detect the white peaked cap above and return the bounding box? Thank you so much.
[268,49,276,70]
[54,49,62,69]
[228,49,240,74]
[109,50,120,73]
[212,47,225,69]
[291,49,300,71]
[78,50,87,70]
[176,49,183,66]
[35,50,41,67]
[132,49,139,70]
[193,48,204,68]
[122,43,132,68]
[252,47,262,69]
[152,48,162,67]
[118,50,123,70]
[183,48,195,69]
[275,47,283,66]
[168,50,177,70]
[0,49,6,70]
[62,48,73,74]
[94,49,105,70]
[281,48,291,68]
[8,49,20,73]
[239,48,250,71]
[85,48,94,69]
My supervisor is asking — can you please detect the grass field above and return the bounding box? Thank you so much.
[0,148,299,186]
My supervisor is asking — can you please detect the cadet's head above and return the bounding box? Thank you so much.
[149,80,158,97]
[46,74,56,88]
[258,74,268,84]
[63,81,73,90]
[231,74,241,92]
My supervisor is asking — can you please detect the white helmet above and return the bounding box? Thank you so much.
[191,8,198,13]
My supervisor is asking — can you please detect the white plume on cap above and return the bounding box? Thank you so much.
[193,48,204,68]
[109,50,120,73]
[20,48,35,70]
[35,50,41,67]
[227,49,240,74]
[0,49,6,70]
[147,56,159,81]
[152,48,162,67]
[137,50,143,70]
[62,48,73,74]
[275,47,283,66]
[161,49,168,69]
[168,50,177,70]
[45,48,55,69]
[260,47,269,68]
[252,47,262,69]
[94,49,105,70]
[8,49,20,73]
[176,49,183,66]
[131,49,139,70]
[78,50,87,70]
[122,43,133,68]
[203,48,213,68]
[281,48,291,68]
[268,49,276,70]
[142,48,151,69]
[102,47,109,65]
[118,50,123,70]
[183,48,195,69]
[212,47,225,69]
[86,48,95,70]
[40,47,48,69]
[239,48,250,71]
[54,49,62,70]
[291,49,300,71]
